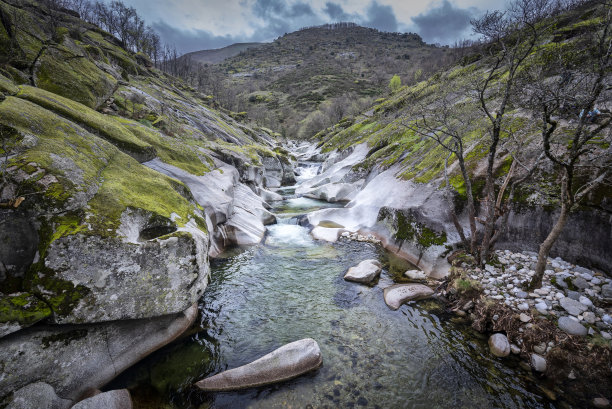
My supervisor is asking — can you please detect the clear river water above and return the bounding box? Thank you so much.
[109,166,559,409]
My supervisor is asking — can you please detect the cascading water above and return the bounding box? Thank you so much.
[108,160,559,409]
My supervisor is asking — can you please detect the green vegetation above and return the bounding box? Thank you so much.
[0,293,51,326]
[389,74,402,93]
[16,86,155,159]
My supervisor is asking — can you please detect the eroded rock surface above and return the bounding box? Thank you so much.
[195,338,323,391]
[344,259,382,284]
[383,284,434,310]
[0,304,197,408]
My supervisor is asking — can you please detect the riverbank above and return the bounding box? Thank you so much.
[440,250,612,406]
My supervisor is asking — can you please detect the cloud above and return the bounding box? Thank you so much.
[362,1,398,32]
[152,21,247,54]
[323,2,351,21]
[411,0,475,44]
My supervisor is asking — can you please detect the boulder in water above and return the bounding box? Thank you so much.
[488,333,510,357]
[195,338,322,391]
[383,284,434,310]
[344,259,382,284]
[311,226,342,242]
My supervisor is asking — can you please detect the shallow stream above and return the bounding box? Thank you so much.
[109,165,559,409]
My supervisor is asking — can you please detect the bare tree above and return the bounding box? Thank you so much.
[470,0,553,264]
[528,4,612,289]
[403,80,542,263]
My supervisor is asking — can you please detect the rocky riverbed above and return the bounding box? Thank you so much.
[450,250,612,339]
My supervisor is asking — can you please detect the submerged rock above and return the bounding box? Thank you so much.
[195,338,322,391]
[72,390,132,409]
[488,333,511,357]
[344,260,382,284]
[383,284,434,310]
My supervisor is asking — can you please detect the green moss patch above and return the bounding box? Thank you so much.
[35,42,117,109]
[17,86,155,160]
[378,207,447,248]
[115,117,211,175]
[0,293,51,326]
[0,73,18,94]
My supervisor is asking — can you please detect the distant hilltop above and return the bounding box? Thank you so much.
[181,42,264,65]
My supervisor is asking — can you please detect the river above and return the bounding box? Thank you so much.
[108,162,557,409]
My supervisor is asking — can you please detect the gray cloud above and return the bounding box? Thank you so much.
[323,2,351,21]
[363,1,398,32]
[152,21,247,54]
[411,0,475,44]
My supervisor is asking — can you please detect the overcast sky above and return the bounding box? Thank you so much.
[118,0,508,54]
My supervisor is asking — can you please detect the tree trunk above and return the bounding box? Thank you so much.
[458,159,477,255]
[479,126,501,265]
[529,201,570,289]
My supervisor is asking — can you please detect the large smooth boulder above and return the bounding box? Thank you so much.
[44,222,209,324]
[344,259,382,284]
[72,390,132,409]
[383,284,434,310]
[146,159,275,255]
[488,333,511,357]
[0,304,197,407]
[303,181,362,203]
[311,226,342,242]
[195,338,323,391]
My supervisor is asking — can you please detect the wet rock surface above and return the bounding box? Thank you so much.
[0,304,197,408]
[344,259,382,284]
[488,333,511,357]
[195,338,323,391]
[383,284,434,310]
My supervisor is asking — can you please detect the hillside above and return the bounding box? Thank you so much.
[185,23,459,138]
[181,42,264,65]
[304,2,612,272]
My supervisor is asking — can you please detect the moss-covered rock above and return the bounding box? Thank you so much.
[378,207,447,249]
[0,73,18,94]
[34,40,117,109]
[16,86,156,161]
[0,94,210,323]
[0,293,51,337]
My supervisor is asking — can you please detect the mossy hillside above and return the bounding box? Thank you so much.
[16,85,155,160]
[0,96,114,206]
[1,93,205,231]
[114,117,212,175]
[0,0,47,68]
[35,41,117,109]
[0,72,18,94]
[113,77,268,148]
[1,95,208,318]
